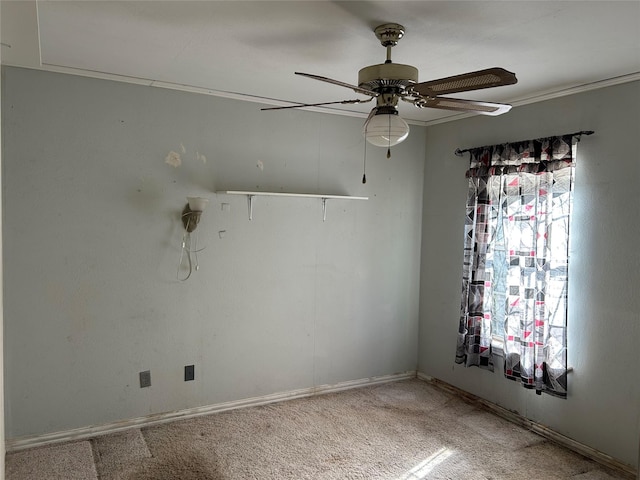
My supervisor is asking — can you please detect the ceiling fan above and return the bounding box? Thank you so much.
[262,23,517,152]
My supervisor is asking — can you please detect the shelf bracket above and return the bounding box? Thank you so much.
[321,197,328,222]
[247,195,255,221]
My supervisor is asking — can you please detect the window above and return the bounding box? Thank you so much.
[455,135,578,398]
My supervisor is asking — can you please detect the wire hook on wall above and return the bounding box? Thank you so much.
[177,197,208,281]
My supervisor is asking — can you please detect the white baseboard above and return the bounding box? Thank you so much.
[6,371,417,452]
[416,372,637,479]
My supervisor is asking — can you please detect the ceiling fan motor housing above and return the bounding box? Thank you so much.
[358,63,418,93]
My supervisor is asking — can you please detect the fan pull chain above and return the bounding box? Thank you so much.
[387,114,392,159]
[362,138,367,184]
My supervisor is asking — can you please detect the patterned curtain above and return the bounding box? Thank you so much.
[455,135,576,398]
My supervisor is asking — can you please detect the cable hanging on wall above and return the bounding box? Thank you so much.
[177,197,208,281]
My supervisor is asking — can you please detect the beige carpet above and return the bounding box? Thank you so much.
[6,379,633,479]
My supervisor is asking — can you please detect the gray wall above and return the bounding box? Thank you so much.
[1,66,425,438]
[418,81,640,469]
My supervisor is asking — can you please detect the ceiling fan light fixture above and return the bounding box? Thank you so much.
[364,109,410,147]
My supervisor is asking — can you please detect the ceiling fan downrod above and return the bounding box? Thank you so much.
[358,24,418,95]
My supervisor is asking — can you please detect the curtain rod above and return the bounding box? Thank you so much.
[454,130,595,157]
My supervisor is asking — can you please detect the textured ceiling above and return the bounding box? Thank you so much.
[2,1,639,124]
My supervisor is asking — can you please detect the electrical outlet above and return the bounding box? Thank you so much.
[139,370,151,388]
[184,365,195,381]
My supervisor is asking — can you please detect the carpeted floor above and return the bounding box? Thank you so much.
[6,379,633,479]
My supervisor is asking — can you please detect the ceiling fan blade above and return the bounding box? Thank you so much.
[412,67,517,97]
[420,97,512,116]
[295,72,379,97]
[261,98,373,111]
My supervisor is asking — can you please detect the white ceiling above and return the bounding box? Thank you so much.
[2,1,639,124]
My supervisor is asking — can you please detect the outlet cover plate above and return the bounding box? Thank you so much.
[185,365,195,381]
[139,370,151,388]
